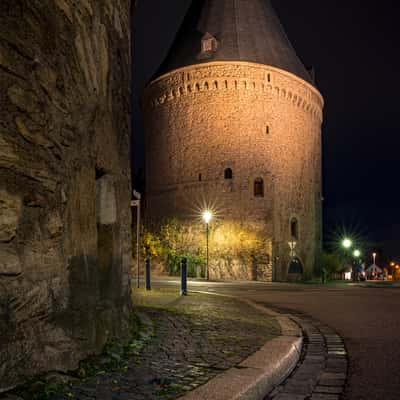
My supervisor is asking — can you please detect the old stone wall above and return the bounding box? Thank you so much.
[0,0,132,390]
[144,61,323,281]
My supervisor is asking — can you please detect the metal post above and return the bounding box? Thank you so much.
[145,258,151,291]
[137,199,140,288]
[206,222,209,281]
[181,257,187,296]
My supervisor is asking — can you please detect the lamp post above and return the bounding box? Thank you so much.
[341,237,352,269]
[372,252,377,265]
[390,261,396,280]
[352,249,362,281]
[202,210,212,281]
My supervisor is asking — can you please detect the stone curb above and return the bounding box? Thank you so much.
[179,292,303,400]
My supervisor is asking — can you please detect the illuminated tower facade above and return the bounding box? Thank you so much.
[143,0,324,281]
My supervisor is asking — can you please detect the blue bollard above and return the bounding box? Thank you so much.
[181,257,187,296]
[145,258,151,291]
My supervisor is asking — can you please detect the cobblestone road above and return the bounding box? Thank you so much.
[50,290,280,400]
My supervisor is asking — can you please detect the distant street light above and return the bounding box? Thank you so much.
[342,238,352,249]
[202,210,212,281]
[372,252,377,265]
[353,249,361,258]
[390,262,397,280]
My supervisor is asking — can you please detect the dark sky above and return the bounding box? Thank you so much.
[132,0,400,259]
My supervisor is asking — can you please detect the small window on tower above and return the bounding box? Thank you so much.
[199,173,202,182]
[291,218,299,239]
[202,39,213,52]
[266,126,270,135]
[224,168,233,179]
[254,178,264,197]
[201,32,218,54]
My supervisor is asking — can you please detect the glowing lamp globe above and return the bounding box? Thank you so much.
[342,238,352,249]
[203,211,212,224]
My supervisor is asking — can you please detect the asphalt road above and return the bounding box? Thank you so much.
[150,278,400,400]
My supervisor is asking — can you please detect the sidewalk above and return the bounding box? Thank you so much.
[3,288,299,400]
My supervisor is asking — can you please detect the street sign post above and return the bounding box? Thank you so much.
[131,190,141,288]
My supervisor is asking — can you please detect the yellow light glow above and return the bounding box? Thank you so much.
[353,249,361,258]
[202,210,212,224]
[390,262,395,267]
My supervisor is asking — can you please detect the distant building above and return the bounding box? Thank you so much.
[143,0,324,281]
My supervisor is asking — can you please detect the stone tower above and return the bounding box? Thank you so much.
[143,0,324,281]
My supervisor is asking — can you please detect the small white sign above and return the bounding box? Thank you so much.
[288,241,297,257]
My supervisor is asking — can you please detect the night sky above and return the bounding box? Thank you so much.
[132,0,400,260]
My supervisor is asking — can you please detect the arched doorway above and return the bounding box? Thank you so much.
[288,257,304,274]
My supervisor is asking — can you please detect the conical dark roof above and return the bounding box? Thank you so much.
[156,0,313,84]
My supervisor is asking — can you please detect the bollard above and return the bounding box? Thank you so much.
[181,257,187,296]
[145,258,151,291]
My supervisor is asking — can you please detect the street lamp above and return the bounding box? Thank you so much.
[340,238,353,272]
[390,262,396,280]
[372,252,377,265]
[202,210,212,281]
[353,249,361,258]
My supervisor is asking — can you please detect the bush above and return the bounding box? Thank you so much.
[321,252,344,281]
[137,219,270,279]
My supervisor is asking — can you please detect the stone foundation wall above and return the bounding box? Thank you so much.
[0,0,132,390]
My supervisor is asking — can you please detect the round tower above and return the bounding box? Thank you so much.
[143,0,324,281]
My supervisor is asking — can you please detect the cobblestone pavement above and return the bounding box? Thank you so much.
[264,306,348,400]
[50,290,280,400]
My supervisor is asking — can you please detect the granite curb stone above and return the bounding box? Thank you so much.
[179,293,303,400]
[179,337,302,400]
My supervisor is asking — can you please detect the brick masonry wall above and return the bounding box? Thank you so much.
[144,61,323,282]
[0,0,132,390]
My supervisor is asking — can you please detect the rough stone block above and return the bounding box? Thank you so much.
[0,190,22,242]
[0,245,21,276]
